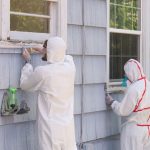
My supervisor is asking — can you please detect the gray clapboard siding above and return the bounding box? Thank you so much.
[0,51,46,90]
[83,56,106,84]
[82,111,121,142]
[74,115,81,143]
[83,84,106,113]
[0,54,10,89]
[67,25,83,55]
[0,121,38,150]
[9,54,24,88]
[73,56,82,85]
[67,0,83,25]
[84,27,107,55]
[74,85,82,114]
[83,136,120,150]
[84,0,107,27]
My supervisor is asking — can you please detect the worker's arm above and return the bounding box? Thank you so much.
[26,47,46,54]
[111,87,138,116]
[20,63,43,92]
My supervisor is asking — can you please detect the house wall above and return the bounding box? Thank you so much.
[0,1,120,150]
[67,0,121,149]
[0,0,149,150]
[0,50,46,150]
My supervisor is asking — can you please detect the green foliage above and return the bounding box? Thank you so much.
[10,0,49,33]
[10,15,49,33]
[11,0,48,15]
[110,0,140,30]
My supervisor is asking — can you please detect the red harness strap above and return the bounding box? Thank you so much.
[128,60,143,79]
[133,77,146,112]
[137,115,150,137]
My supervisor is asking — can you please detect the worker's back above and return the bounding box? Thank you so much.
[126,79,150,125]
[20,37,77,150]
[37,55,76,123]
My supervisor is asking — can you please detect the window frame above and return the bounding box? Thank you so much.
[0,0,67,42]
[106,0,142,92]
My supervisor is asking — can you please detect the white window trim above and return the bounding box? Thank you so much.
[106,0,143,93]
[0,0,67,42]
[142,0,150,80]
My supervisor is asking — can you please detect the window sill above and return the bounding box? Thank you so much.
[105,82,126,94]
[0,41,42,54]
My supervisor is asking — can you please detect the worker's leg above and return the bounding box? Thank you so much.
[144,136,150,150]
[121,122,147,150]
[63,121,77,150]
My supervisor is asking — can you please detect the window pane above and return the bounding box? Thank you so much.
[110,57,122,80]
[110,0,141,30]
[110,33,122,56]
[110,5,116,28]
[110,0,115,3]
[10,0,49,15]
[125,0,133,7]
[122,34,139,56]
[116,0,124,5]
[10,15,49,33]
[133,9,141,30]
[116,6,125,29]
[110,33,139,80]
[133,0,141,7]
[124,8,132,30]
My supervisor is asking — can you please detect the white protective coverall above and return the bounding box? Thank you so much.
[111,59,150,150]
[20,37,77,150]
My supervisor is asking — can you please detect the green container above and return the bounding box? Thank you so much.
[7,88,17,109]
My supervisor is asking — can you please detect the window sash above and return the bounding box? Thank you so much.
[110,33,140,80]
[0,0,67,42]
[106,0,142,86]
[10,11,51,19]
[110,1,141,30]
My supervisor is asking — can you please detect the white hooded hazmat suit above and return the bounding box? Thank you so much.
[111,59,150,150]
[20,37,77,150]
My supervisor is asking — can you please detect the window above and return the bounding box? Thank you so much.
[110,33,140,80]
[0,0,67,42]
[110,0,141,30]
[10,0,50,33]
[108,0,141,81]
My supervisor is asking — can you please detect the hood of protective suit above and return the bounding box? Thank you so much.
[47,37,67,63]
[124,59,145,82]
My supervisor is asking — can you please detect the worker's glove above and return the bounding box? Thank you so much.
[22,48,31,63]
[105,94,115,106]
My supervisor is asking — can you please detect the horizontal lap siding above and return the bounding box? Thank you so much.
[82,111,120,142]
[0,121,38,150]
[0,51,45,125]
[68,0,121,149]
[83,136,120,150]
[84,27,107,55]
[83,56,106,84]
[84,0,107,27]
[83,84,106,113]
[68,0,83,25]
[0,0,121,149]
